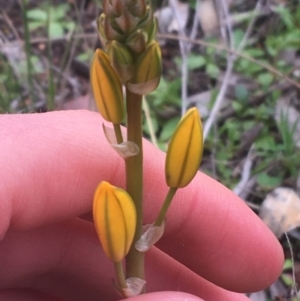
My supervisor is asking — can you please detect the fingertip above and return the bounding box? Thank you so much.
[123,292,204,301]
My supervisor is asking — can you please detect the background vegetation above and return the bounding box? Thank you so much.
[1,0,300,299]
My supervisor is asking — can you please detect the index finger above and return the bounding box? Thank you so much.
[0,111,283,292]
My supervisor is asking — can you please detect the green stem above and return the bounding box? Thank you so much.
[113,123,123,144]
[114,261,127,289]
[21,0,35,109]
[125,88,144,283]
[46,0,55,111]
[154,187,177,226]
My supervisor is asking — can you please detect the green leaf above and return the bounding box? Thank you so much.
[257,73,273,87]
[245,48,265,58]
[281,273,294,286]
[283,259,293,270]
[255,135,276,151]
[49,22,64,38]
[273,6,293,30]
[257,173,282,190]
[31,56,44,74]
[206,63,219,78]
[187,55,206,70]
[175,54,206,71]
[159,116,181,141]
[28,21,43,31]
[27,9,47,21]
[232,101,243,113]
[235,85,249,102]
[64,21,76,32]
[51,4,70,20]
[233,29,244,49]
[216,150,232,180]
[76,52,90,62]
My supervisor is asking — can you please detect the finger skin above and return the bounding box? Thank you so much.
[0,291,204,301]
[0,219,251,301]
[0,111,283,292]
[122,292,204,301]
[0,289,64,301]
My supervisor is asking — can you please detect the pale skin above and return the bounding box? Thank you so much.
[0,111,283,301]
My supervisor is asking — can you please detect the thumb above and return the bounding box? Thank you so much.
[122,292,204,301]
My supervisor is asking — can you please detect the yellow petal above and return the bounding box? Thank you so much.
[165,108,203,188]
[93,181,137,262]
[90,49,124,123]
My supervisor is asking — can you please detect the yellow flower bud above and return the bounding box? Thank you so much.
[93,181,137,262]
[165,108,203,188]
[127,41,162,95]
[90,49,124,123]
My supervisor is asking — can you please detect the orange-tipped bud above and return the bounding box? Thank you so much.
[165,108,203,188]
[93,181,137,262]
[91,49,124,123]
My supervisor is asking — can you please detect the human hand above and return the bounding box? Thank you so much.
[0,111,283,301]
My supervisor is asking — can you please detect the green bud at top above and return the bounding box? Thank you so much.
[145,16,157,43]
[98,0,156,47]
[97,14,109,49]
[136,5,153,33]
[114,9,140,35]
[104,16,125,42]
[108,41,134,81]
[102,0,123,17]
[126,29,147,54]
[129,0,146,18]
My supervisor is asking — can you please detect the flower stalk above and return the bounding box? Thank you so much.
[125,89,145,280]
[91,0,204,297]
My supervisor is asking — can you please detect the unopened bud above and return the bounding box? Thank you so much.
[126,29,147,54]
[91,49,124,123]
[103,0,123,17]
[108,41,134,81]
[97,14,108,48]
[145,17,158,43]
[165,108,203,188]
[115,9,140,35]
[130,0,146,18]
[93,181,137,262]
[104,17,125,42]
[127,41,162,95]
[136,6,153,35]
